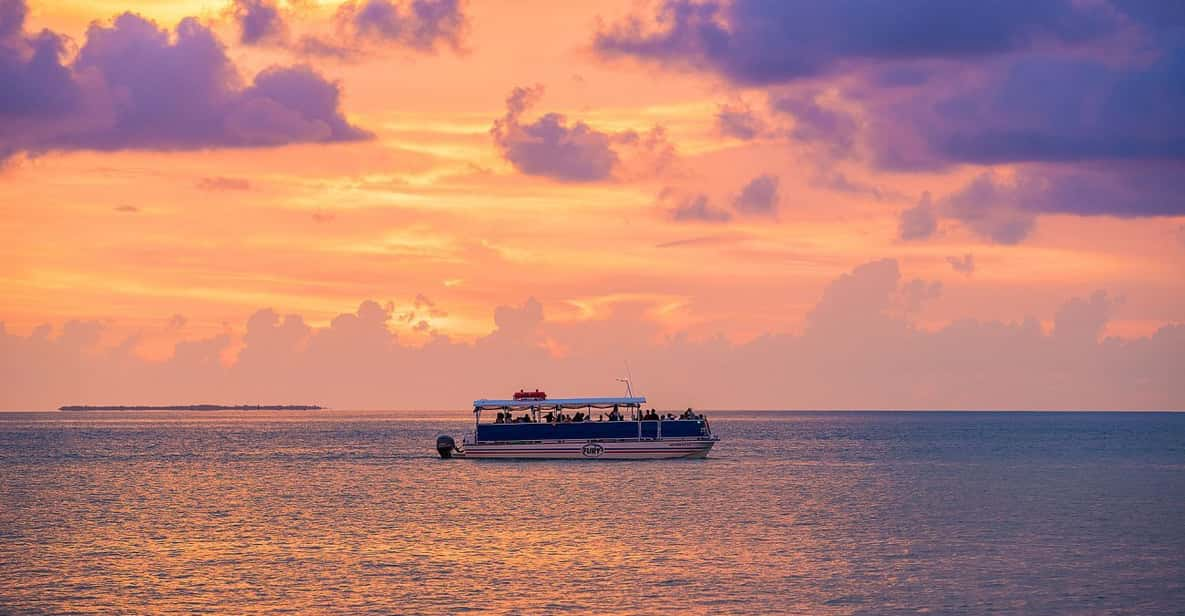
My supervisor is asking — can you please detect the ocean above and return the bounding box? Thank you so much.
[1,410,1183,614]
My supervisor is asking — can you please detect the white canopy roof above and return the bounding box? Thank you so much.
[474,396,646,410]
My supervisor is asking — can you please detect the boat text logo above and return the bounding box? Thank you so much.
[582,443,604,458]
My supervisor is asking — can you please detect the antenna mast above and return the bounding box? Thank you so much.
[618,361,636,398]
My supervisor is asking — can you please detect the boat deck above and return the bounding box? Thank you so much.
[475,419,708,443]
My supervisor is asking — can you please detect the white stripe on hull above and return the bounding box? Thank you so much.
[457,439,716,460]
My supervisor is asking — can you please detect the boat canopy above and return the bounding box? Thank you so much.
[473,396,646,411]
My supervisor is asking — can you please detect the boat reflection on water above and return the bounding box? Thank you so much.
[436,388,719,460]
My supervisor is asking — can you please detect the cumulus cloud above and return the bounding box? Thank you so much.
[732,174,779,217]
[2,260,1182,410]
[898,193,938,241]
[663,175,780,223]
[662,191,731,223]
[491,85,673,182]
[0,1,85,159]
[907,166,1185,244]
[293,0,468,59]
[806,258,902,337]
[771,93,858,157]
[488,297,543,343]
[1053,290,1115,346]
[715,102,763,140]
[945,174,1041,243]
[491,86,614,181]
[901,176,1039,244]
[339,0,466,52]
[0,2,370,162]
[231,0,285,45]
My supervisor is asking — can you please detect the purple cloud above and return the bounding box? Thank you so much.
[491,85,671,182]
[662,191,731,223]
[858,34,1185,219]
[1111,1,1185,29]
[898,193,938,241]
[930,166,1183,238]
[293,0,468,60]
[940,174,1037,244]
[771,93,858,157]
[1009,164,1185,217]
[715,102,762,140]
[232,0,285,45]
[491,86,616,181]
[905,169,1176,244]
[337,0,466,52]
[733,174,779,217]
[1,1,84,141]
[0,3,370,162]
[664,175,780,223]
[877,52,1185,169]
[595,0,1115,85]
[595,0,1185,223]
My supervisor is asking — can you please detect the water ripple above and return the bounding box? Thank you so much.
[1,410,1183,614]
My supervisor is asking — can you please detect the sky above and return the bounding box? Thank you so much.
[1,0,1183,410]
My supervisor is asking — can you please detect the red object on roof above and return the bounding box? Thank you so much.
[513,389,547,400]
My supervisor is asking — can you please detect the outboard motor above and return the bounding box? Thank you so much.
[436,435,457,459]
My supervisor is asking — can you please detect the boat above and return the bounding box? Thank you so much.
[435,390,719,460]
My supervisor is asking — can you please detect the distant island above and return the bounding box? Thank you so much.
[59,404,324,411]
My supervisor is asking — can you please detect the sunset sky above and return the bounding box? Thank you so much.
[2,0,1183,409]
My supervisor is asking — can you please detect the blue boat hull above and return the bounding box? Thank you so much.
[457,437,717,460]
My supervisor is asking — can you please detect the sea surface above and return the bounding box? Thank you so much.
[1,410,1183,615]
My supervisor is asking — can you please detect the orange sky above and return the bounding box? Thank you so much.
[1,0,1183,408]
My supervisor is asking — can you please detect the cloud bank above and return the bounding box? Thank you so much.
[596,0,1185,237]
[3,259,1180,410]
